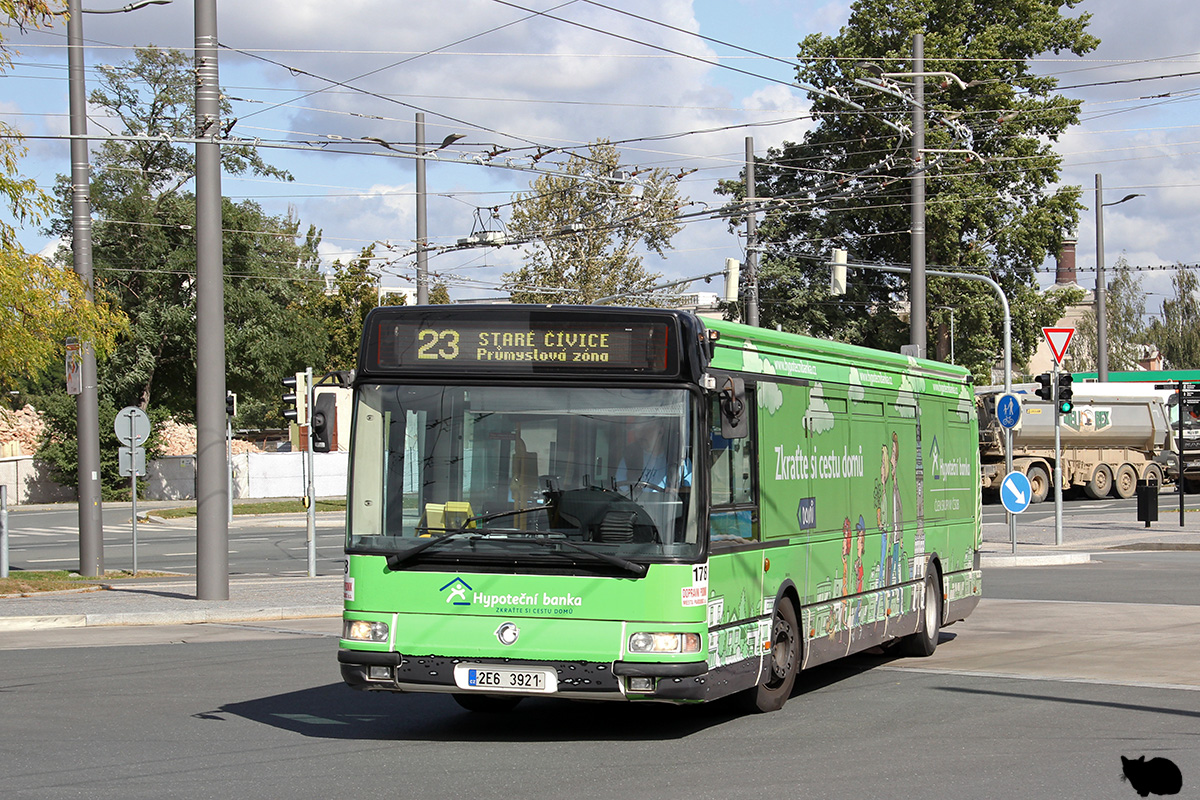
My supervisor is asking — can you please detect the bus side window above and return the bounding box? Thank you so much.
[710,394,756,542]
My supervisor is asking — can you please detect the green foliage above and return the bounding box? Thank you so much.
[317,246,406,370]
[42,47,327,429]
[34,389,170,500]
[717,0,1098,380]
[1147,268,1200,370]
[503,141,685,304]
[0,3,125,387]
[1072,257,1148,372]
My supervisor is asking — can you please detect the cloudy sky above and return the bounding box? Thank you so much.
[3,0,1197,313]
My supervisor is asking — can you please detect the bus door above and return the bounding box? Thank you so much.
[704,385,766,681]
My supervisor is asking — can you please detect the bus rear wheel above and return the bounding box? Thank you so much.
[900,570,942,657]
[452,694,523,713]
[746,598,800,713]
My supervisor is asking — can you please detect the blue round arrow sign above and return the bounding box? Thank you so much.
[1000,470,1032,514]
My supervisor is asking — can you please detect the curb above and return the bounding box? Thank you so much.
[0,606,341,632]
[980,552,1093,568]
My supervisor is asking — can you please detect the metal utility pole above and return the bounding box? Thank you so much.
[1052,363,1064,545]
[67,0,104,577]
[1095,173,1108,382]
[415,113,429,305]
[195,0,228,600]
[305,367,316,577]
[910,33,927,358]
[744,136,759,327]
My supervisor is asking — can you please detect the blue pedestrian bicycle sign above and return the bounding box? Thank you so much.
[1000,470,1032,514]
[996,393,1021,430]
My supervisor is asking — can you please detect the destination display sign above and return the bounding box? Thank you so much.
[370,312,678,375]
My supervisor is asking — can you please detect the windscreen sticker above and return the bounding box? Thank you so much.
[682,562,710,607]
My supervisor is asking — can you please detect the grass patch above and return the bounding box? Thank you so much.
[153,499,346,519]
[0,570,176,596]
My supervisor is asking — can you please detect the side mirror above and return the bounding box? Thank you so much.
[719,377,748,439]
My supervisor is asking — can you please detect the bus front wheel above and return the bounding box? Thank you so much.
[747,598,801,713]
[900,570,942,657]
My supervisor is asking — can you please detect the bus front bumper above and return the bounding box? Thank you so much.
[338,648,713,701]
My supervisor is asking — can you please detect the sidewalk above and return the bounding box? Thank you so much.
[0,574,343,633]
[1,494,1195,632]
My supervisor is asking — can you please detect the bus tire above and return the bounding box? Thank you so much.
[1085,464,1113,499]
[452,694,523,713]
[900,570,942,658]
[1114,464,1138,499]
[1026,464,1050,504]
[747,598,801,713]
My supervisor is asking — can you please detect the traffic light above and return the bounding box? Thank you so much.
[311,392,336,453]
[225,392,237,418]
[1034,372,1053,402]
[281,372,306,424]
[1057,372,1074,415]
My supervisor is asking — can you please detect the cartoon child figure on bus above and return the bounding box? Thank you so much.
[890,432,904,585]
[876,443,890,589]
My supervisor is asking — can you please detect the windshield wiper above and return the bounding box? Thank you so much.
[519,534,648,577]
[384,505,548,570]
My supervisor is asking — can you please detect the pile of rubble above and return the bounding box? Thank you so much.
[0,405,45,457]
[157,419,267,456]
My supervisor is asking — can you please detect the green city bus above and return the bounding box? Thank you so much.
[339,305,981,712]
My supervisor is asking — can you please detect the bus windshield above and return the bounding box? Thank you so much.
[346,384,700,569]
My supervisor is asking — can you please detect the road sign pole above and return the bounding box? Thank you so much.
[1180,381,1186,528]
[1053,363,1064,546]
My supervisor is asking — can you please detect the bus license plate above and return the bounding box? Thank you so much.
[454,664,558,693]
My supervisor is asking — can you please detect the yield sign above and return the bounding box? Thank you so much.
[1042,327,1075,365]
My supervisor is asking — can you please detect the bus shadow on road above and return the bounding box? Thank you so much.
[208,683,750,741]
[205,642,932,742]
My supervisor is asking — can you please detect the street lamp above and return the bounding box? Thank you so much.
[1094,173,1143,381]
[67,0,172,576]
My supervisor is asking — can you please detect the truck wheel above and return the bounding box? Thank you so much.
[1085,464,1113,499]
[1026,464,1050,503]
[1114,464,1138,499]
[1143,464,1164,487]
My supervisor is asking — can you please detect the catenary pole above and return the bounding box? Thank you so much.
[1095,174,1108,381]
[195,0,228,600]
[910,32,927,357]
[67,0,104,576]
[744,136,759,327]
[416,113,429,305]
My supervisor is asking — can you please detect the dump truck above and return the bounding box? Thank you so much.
[1163,393,1200,494]
[977,384,1173,503]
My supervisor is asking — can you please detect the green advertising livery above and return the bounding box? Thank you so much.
[339,305,981,712]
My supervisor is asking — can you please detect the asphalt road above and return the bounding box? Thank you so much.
[3,504,346,575]
[2,555,1197,800]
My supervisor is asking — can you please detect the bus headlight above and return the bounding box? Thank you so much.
[628,632,702,654]
[344,619,390,643]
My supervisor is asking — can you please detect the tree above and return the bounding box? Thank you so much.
[43,47,325,426]
[0,2,124,388]
[318,246,406,370]
[1147,268,1200,370]
[1072,257,1147,373]
[718,0,1097,382]
[503,141,685,304]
